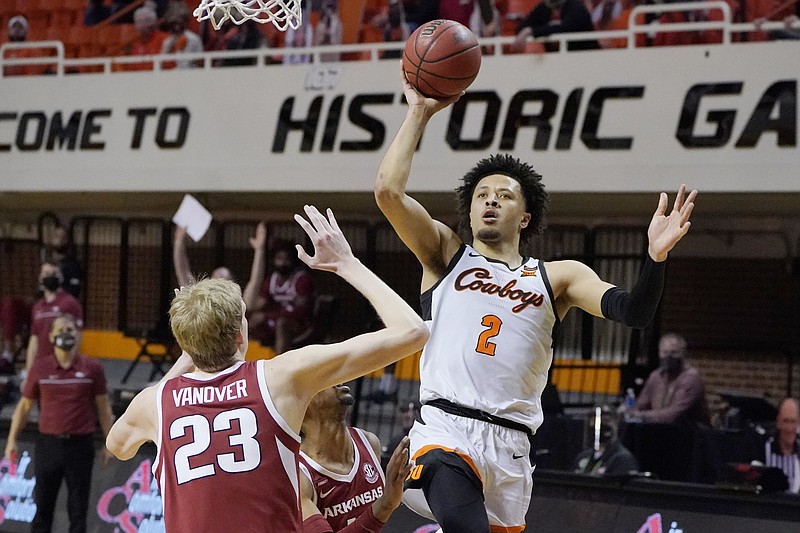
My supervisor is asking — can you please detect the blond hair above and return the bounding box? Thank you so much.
[169,278,243,371]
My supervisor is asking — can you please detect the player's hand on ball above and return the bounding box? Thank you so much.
[401,66,463,116]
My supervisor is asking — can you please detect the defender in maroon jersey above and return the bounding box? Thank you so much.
[298,385,410,532]
[107,206,428,533]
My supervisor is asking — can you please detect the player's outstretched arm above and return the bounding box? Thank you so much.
[555,186,697,327]
[106,386,158,460]
[268,206,428,430]
[106,351,195,460]
[374,68,462,274]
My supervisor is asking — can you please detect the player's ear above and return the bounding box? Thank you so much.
[520,212,531,229]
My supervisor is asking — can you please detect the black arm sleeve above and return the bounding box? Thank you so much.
[600,257,666,329]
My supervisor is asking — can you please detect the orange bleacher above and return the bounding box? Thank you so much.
[1,0,145,59]
[3,0,792,66]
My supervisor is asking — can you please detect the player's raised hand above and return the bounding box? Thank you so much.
[400,65,461,117]
[294,206,355,273]
[373,436,413,522]
[647,184,698,262]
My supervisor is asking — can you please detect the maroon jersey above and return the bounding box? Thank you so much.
[30,290,83,361]
[299,428,385,530]
[259,269,315,324]
[154,360,302,533]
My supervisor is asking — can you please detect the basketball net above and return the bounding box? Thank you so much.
[194,0,302,31]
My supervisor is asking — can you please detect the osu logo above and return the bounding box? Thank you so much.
[363,463,380,484]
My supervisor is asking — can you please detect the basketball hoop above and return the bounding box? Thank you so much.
[194,0,302,31]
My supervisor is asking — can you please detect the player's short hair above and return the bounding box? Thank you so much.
[455,154,548,245]
[169,278,243,372]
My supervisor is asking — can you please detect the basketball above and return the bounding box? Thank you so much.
[402,19,482,99]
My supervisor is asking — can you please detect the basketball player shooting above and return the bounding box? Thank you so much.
[106,206,428,532]
[374,73,698,533]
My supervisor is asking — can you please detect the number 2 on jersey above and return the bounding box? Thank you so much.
[171,407,261,484]
[475,314,502,356]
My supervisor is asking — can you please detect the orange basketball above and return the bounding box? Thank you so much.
[402,19,482,99]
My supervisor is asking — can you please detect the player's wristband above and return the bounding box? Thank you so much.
[601,256,666,329]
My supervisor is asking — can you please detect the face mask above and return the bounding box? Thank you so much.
[660,356,683,375]
[41,276,61,292]
[54,332,76,351]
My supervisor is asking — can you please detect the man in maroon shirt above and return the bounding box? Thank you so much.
[4,314,114,533]
[299,385,411,532]
[25,261,84,374]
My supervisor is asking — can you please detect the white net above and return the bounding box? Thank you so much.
[194,0,302,31]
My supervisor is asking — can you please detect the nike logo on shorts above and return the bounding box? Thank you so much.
[512,453,525,460]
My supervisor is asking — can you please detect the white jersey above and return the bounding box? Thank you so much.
[419,244,557,432]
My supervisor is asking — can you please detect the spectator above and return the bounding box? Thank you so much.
[707,392,741,430]
[573,406,639,476]
[243,226,316,355]
[592,0,623,31]
[25,262,84,375]
[161,1,204,68]
[124,4,168,71]
[218,19,269,67]
[111,0,169,23]
[625,333,710,426]
[750,397,800,494]
[42,226,82,299]
[172,225,234,288]
[314,0,343,62]
[439,0,500,37]
[595,0,641,49]
[283,8,314,64]
[4,314,115,533]
[2,16,50,77]
[4,15,28,44]
[513,0,601,51]
[371,0,411,59]
[298,385,411,531]
[404,0,440,31]
[84,0,112,26]
[382,399,421,467]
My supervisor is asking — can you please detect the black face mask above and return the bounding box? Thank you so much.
[54,332,76,351]
[41,276,61,292]
[660,356,683,375]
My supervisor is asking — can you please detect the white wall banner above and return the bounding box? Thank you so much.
[0,42,797,193]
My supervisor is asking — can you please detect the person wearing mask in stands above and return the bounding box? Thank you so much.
[623,332,710,426]
[573,406,639,476]
[25,262,84,375]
